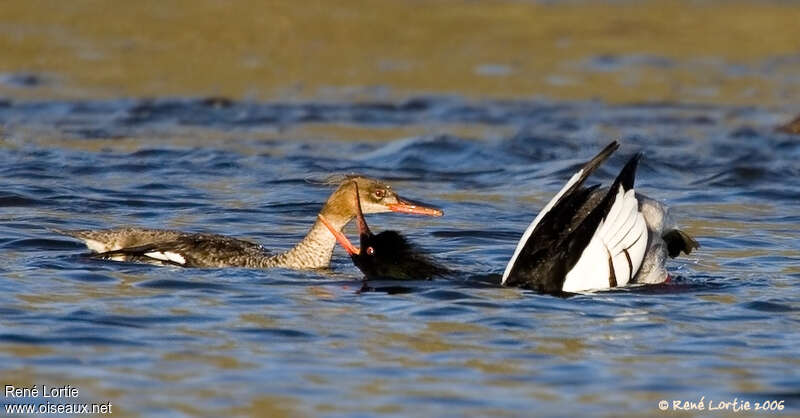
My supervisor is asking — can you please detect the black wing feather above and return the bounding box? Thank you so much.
[561,153,641,278]
[505,147,642,295]
[504,141,619,291]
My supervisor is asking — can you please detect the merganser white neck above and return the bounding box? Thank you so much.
[263,215,351,269]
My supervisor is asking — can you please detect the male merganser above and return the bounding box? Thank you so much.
[58,176,443,269]
[319,182,448,280]
[501,141,698,295]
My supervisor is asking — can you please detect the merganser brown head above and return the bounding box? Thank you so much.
[319,182,448,280]
[319,176,443,224]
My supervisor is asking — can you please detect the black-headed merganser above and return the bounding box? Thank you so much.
[319,182,449,280]
[501,141,698,294]
[59,176,443,269]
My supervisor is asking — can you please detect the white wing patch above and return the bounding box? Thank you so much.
[562,186,648,293]
[501,168,585,284]
[84,239,113,253]
[144,251,187,265]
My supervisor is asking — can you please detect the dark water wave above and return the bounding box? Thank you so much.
[0,97,798,415]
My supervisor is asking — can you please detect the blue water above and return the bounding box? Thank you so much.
[1,97,799,416]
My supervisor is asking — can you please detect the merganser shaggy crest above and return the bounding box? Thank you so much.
[319,182,448,280]
[501,141,698,294]
[59,176,443,270]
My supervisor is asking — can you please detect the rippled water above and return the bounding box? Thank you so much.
[1,98,799,415]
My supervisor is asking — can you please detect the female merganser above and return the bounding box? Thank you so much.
[59,176,443,269]
[319,182,449,280]
[501,141,698,295]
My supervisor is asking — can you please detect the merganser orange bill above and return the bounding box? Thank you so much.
[321,182,448,280]
[387,198,443,217]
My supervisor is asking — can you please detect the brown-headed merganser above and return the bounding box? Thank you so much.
[59,176,443,269]
[319,182,449,280]
[777,113,800,134]
[501,141,698,295]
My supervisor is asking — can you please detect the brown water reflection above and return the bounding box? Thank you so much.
[1,0,799,104]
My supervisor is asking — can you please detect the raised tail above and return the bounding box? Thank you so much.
[662,229,699,258]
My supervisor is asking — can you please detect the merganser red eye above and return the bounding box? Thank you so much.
[333,182,449,280]
[374,189,385,199]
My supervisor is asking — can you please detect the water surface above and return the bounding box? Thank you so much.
[2,0,800,105]
[1,97,798,416]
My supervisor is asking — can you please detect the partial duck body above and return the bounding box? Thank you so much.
[501,141,698,295]
[59,176,443,270]
[319,182,449,280]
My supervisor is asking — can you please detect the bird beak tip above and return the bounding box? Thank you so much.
[388,197,443,217]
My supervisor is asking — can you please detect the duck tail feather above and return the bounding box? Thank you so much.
[663,229,699,258]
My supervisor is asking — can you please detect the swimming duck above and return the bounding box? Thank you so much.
[59,176,443,269]
[319,182,448,280]
[502,141,698,295]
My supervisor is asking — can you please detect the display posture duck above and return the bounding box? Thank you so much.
[502,141,698,295]
[59,176,443,269]
[319,182,448,280]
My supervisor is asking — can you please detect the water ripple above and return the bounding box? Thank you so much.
[0,97,798,415]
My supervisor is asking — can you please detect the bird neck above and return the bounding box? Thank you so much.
[266,213,351,269]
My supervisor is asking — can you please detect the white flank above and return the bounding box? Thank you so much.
[562,186,648,292]
[501,168,585,284]
[144,251,186,265]
[84,239,111,253]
